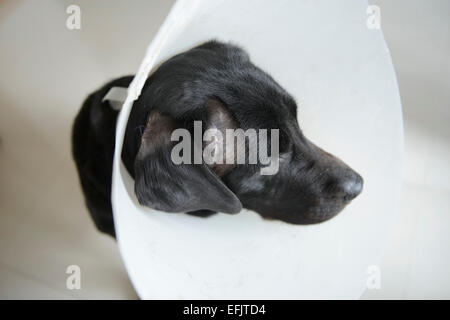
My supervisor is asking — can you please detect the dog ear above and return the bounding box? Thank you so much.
[134,109,242,214]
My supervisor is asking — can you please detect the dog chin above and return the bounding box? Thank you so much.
[257,207,345,225]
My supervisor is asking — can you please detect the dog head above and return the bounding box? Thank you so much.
[124,41,363,224]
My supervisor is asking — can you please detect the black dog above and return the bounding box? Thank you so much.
[72,40,363,238]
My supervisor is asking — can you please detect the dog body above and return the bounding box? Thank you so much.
[72,41,362,237]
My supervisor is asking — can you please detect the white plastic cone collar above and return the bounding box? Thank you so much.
[111,0,403,299]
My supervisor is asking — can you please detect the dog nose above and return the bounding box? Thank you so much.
[340,173,363,201]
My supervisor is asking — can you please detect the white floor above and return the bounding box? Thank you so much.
[0,0,448,299]
[0,0,175,299]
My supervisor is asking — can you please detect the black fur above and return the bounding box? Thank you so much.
[72,41,363,238]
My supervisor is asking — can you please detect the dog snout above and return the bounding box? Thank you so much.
[326,170,363,202]
[340,172,363,201]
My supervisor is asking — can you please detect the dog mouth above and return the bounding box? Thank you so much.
[230,168,363,225]
[259,206,345,224]
[250,190,359,224]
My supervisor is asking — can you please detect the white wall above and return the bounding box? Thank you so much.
[362,0,450,299]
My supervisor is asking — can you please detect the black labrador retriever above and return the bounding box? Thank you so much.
[72,41,363,238]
